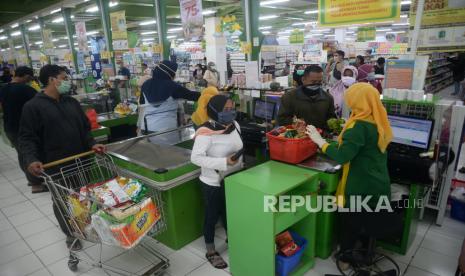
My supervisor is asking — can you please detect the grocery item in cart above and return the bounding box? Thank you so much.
[81,177,145,207]
[91,197,161,249]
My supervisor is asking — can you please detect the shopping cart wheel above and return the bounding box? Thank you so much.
[68,254,79,272]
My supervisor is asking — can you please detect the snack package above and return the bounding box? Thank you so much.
[276,231,294,249]
[91,179,131,207]
[281,242,301,257]
[108,198,161,249]
[275,230,301,257]
[107,201,141,221]
[68,196,91,233]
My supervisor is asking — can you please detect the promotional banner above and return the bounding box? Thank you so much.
[43,29,54,55]
[289,29,304,44]
[384,60,415,89]
[90,53,102,79]
[318,0,401,27]
[75,21,88,52]
[416,25,465,52]
[357,27,376,42]
[179,0,204,41]
[410,0,465,27]
[410,0,465,52]
[110,10,128,50]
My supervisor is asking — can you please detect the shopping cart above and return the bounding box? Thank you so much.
[41,151,169,275]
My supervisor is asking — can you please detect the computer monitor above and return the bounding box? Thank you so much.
[253,99,276,121]
[388,115,434,150]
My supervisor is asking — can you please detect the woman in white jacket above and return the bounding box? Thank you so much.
[190,95,243,269]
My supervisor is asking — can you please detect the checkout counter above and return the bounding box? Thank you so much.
[107,126,203,250]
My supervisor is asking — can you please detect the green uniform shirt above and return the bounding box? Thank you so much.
[324,120,391,207]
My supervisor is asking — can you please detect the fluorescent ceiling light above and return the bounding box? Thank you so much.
[52,17,64,23]
[259,15,278,20]
[310,33,323,36]
[73,42,78,45]
[28,25,40,31]
[11,23,19,28]
[401,0,411,5]
[0,36,7,40]
[292,21,317,26]
[312,28,331,32]
[34,41,43,45]
[259,26,272,30]
[142,38,154,41]
[109,1,118,7]
[260,0,289,6]
[11,31,21,36]
[0,29,3,33]
[15,45,22,49]
[305,10,318,14]
[26,20,32,23]
[262,31,271,34]
[52,38,59,42]
[141,31,157,35]
[325,34,336,36]
[167,27,182,33]
[71,15,75,18]
[87,30,98,35]
[387,31,405,34]
[202,10,216,15]
[86,6,99,12]
[50,8,61,14]
[58,44,67,48]
[139,20,156,26]
[376,28,392,32]
[400,14,408,18]
[166,35,176,39]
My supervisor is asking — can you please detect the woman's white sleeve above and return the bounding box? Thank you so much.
[191,136,228,171]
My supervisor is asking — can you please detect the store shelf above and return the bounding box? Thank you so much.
[427,81,454,94]
[426,75,453,87]
[430,62,451,69]
[425,70,449,79]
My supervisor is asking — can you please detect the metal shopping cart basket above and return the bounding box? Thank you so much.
[41,151,169,275]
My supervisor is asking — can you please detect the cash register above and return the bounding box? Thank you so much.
[387,115,435,185]
[238,99,276,145]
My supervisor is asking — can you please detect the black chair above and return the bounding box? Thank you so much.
[327,210,404,276]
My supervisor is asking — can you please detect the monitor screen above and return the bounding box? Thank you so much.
[254,100,276,121]
[388,115,433,149]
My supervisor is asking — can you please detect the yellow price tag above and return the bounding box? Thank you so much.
[240,42,251,54]
[152,44,162,54]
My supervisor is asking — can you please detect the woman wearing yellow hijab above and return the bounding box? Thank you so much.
[307,83,394,261]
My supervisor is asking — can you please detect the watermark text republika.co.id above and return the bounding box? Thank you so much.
[263,195,423,213]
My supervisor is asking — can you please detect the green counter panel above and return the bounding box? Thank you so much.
[99,114,138,128]
[225,161,319,276]
[91,126,111,138]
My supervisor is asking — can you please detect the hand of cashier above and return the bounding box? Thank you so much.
[306,125,327,148]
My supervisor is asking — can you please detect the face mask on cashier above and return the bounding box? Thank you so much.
[296,70,305,76]
[341,76,356,87]
[56,79,71,94]
[217,110,237,125]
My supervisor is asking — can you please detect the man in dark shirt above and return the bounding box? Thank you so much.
[19,65,106,250]
[277,65,336,130]
[0,67,12,83]
[374,57,385,75]
[117,62,131,79]
[0,66,45,193]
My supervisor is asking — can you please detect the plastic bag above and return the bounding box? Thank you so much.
[85,109,100,130]
[451,187,465,202]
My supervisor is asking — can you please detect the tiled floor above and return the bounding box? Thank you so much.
[0,85,464,276]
